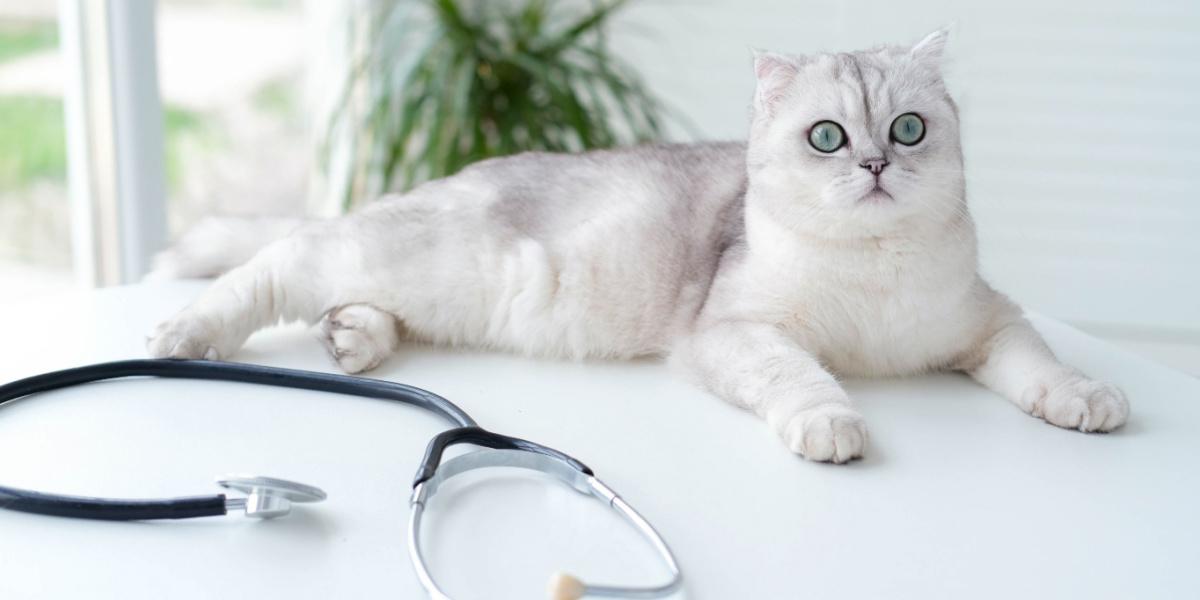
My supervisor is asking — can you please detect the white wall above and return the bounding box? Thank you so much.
[612,0,1200,352]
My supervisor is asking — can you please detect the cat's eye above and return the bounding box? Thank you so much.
[890,113,925,146]
[808,121,846,153]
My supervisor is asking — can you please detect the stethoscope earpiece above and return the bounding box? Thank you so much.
[547,573,586,600]
[216,475,327,519]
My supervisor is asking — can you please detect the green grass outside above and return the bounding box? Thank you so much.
[0,21,57,64]
[0,95,208,192]
[252,77,296,118]
[162,105,209,186]
[0,96,65,189]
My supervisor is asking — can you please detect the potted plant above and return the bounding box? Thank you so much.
[325,0,672,210]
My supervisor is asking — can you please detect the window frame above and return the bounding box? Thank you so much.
[58,0,167,286]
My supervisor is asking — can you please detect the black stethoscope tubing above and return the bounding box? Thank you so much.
[0,359,477,427]
[0,359,589,521]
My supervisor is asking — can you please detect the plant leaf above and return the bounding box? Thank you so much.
[326,0,680,203]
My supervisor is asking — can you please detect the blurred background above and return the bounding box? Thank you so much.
[0,0,1196,375]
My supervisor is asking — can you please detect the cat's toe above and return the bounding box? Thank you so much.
[783,403,868,463]
[146,315,223,360]
[319,305,398,374]
[1030,377,1129,432]
[323,328,385,373]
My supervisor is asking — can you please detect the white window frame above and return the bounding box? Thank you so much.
[59,0,167,287]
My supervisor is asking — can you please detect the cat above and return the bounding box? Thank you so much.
[147,30,1129,463]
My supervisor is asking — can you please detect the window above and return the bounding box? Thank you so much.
[0,4,72,298]
[156,0,312,236]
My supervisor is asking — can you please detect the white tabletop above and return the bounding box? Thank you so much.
[0,281,1197,599]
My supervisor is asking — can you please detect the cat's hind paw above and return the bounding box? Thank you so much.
[319,304,400,374]
[782,403,868,464]
[1026,376,1129,432]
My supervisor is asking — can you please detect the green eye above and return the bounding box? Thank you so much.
[891,113,925,145]
[809,121,846,153]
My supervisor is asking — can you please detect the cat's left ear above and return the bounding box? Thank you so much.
[752,49,800,117]
[910,28,950,68]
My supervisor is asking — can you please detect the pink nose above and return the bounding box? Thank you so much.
[859,158,889,175]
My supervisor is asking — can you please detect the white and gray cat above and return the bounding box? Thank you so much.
[147,30,1129,463]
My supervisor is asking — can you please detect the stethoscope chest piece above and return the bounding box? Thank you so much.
[217,475,327,519]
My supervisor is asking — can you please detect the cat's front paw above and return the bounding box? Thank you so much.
[146,313,225,360]
[1026,376,1129,432]
[782,403,868,464]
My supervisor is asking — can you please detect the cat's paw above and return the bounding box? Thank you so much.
[319,304,399,374]
[1026,376,1129,432]
[782,403,868,464]
[146,313,225,360]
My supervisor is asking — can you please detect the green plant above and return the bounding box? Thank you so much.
[0,21,57,64]
[161,105,210,188]
[327,0,671,210]
[0,96,65,189]
[0,95,206,192]
[253,77,298,118]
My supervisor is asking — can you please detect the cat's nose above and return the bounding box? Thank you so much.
[859,158,889,175]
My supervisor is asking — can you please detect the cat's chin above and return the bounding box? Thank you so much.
[858,188,895,204]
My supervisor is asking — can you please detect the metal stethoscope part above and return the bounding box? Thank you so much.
[0,359,682,599]
[409,448,682,600]
[217,475,328,519]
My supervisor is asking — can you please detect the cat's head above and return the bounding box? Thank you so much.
[746,30,965,239]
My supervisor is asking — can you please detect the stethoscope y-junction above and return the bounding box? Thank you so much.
[0,359,682,600]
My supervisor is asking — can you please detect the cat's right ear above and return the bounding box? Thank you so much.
[910,28,950,69]
[752,50,799,117]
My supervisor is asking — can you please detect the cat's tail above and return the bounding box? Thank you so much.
[144,215,313,281]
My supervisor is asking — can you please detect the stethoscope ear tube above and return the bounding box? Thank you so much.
[0,484,227,520]
[0,359,477,428]
[0,359,473,522]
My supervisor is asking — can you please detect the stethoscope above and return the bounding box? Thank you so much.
[0,359,682,600]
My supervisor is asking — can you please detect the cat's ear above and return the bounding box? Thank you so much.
[752,49,799,117]
[910,28,950,68]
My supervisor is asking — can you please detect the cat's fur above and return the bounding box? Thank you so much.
[147,31,1129,462]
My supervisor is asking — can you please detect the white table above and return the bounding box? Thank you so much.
[1,281,1197,599]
